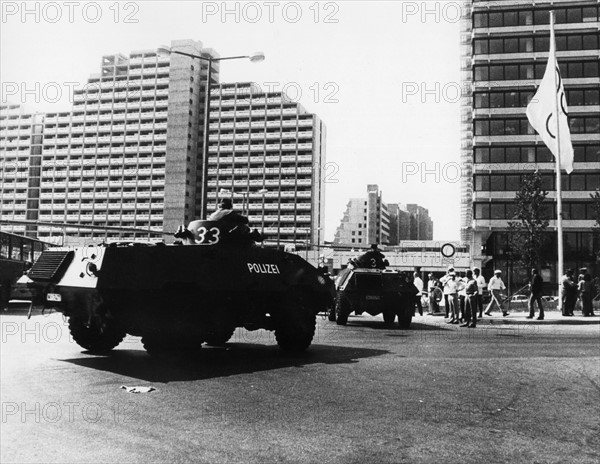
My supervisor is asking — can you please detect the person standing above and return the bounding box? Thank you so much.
[527,268,544,320]
[457,271,467,323]
[440,267,454,318]
[473,268,486,319]
[579,273,594,317]
[427,273,441,315]
[561,269,577,316]
[445,272,459,324]
[461,270,478,328]
[485,270,509,317]
[413,271,424,316]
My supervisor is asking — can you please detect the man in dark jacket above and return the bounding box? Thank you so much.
[208,198,249,231]
[561,269,577,316]
[527,268,544,320]
[350,244,389,269]
[461,270,478,328]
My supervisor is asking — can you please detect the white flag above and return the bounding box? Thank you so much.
[526,17,574,174]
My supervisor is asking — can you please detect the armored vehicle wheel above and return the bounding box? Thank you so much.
[383,310,396,325]
[275,290,317,352]
[335,295,350,326]
[203,326,236,347]
[68,315,126,352]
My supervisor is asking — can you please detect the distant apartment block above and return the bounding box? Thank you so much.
[333,184,433,246]
[0,103,44,237]
[201,81,326,246]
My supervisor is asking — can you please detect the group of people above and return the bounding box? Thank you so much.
[560,268,596,317]
[413,267,489,327]
[412,266,597,324]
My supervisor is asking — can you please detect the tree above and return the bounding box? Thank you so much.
[507,171,550,272]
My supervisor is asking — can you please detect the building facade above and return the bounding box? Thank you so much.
[461,0,600,284]
[2,40,326,247]
[0,104,44,237]
[333,184,433,246]
[205,82,326,247]
[35,39,213,244]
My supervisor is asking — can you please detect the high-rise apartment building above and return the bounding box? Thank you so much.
[333,184,433,246]
[0,104,44,237]
[461,1,600,280]
[36,39,213,244]
[205,82,326,246]
[7,39,326,246]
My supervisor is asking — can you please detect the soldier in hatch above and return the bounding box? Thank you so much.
[348,244,389,270]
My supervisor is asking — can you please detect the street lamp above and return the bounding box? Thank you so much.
[258,188,268,234]
[157,46,265,218]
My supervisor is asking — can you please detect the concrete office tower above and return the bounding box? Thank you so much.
[460,1,600,278]
[0,104,44,237]
[204,82,327,247]
[37,39,217,244]
[333,185,433,246]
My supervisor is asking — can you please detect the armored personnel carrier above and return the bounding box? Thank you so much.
[328,247,417,328]
[20,220,334,354]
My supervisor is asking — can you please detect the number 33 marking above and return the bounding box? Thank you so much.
[195,227,220,244]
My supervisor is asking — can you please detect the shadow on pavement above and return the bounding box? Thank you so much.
[59,343,391,383]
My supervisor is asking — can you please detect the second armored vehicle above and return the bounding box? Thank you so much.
[329,267,417,329]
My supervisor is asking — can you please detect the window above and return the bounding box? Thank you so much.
[474,121,489,136]
[490,176,504,191]
[488,12,503,27]
[474,93,489,108]
[474,147,490,163]
[518,10,532,26]
[489,39,503,54]
[520,37,533,53]
[490,203,504,220]
[583,61,599,78]
[475,203,490,219]
[505,175,521,191]
[490,120,504,135]
[490,93,503,108]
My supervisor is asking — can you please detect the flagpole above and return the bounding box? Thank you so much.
[549,10,564,309]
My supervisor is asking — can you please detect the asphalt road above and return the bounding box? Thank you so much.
[1,308,599,464]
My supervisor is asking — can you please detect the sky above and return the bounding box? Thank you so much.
[1,1,464,241]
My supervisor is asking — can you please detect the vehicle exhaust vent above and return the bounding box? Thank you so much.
[27,251,74,282]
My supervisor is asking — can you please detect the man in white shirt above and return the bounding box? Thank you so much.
[473,268,486,318]
[413,272,424,316]
[445,272,460,323]
[440,267,455,318]
[485,269,509,317]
